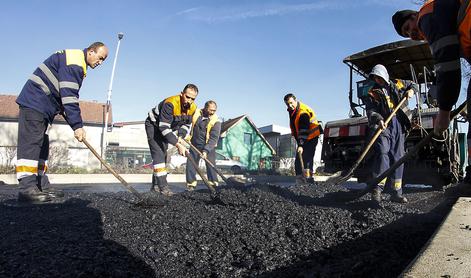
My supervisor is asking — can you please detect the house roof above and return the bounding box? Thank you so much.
[221,115,276,155]
[221,115,245,133]
[0,94,111,125]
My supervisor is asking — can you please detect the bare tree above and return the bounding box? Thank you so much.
[48,144,69,170]
[4,146,17,167]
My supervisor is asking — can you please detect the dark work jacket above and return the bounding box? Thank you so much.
[364,79,417,131]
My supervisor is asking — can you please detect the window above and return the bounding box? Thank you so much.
[244,133,252,145]
[216,138,223,149]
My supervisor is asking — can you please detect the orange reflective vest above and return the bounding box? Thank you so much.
[290,102,320,141]
[419,0,471,58]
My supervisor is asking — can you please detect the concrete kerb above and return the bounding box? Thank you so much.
[0,174,336,186]
[0,173,247,185]
[401,197,471,277]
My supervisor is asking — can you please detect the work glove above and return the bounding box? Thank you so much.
[201,151,207,160]
[297,146,303,155]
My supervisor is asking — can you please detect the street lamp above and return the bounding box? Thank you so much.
[101,32,124,159]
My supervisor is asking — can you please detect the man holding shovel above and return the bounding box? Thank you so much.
[145,84,198,196]
[392,3,471,186]
[185,100,222,191]
[15,42,109,203]
[364,64,416,204]
[284,93,321,185]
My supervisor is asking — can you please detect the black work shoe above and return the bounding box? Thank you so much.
[390,194,408,203]
[18,191,51,203]
[371,188,382,204]
[41,188,65,198]
[159,186,174,197]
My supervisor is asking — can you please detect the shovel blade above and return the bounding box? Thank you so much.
[226,176,247,187]
[325,170,353,186]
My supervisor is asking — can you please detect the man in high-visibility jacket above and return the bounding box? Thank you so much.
[284,93,321,184]
[146,84,198,196]
[186,100,222,191]
[15,42,108,203]
[365,65,416,204]
[392,1,471,184]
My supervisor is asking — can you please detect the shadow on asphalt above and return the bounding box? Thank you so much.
[257,197,454,278]
[0,198,156,277]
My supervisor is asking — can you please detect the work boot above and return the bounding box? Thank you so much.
[390,192,408,203]
[41,187,65,198]
[38,175,64,198]
[159,185,174,196]
[207,181,219,188]
[18,188,51,203]
[295,175,307,186]
[186,181,197,192]
[371,187,382,204]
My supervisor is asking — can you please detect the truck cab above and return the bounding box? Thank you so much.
[321,39,466,189]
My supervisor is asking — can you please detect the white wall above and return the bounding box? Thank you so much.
[108,123,148,148]
[0,121,102,169]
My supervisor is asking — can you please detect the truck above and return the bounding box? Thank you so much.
[321,39,466,189]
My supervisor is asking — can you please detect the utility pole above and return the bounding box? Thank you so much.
[101,32,124,160]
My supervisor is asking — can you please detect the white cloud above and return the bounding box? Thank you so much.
[175,0,418,23]
[176,1,342,23]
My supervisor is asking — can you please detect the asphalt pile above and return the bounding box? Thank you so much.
[0,182,454,277]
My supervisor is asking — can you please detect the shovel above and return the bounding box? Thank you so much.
[83,139,142,199]
[185,150,218,198]
[347,100,467,202]
[183,138,246,186]
[325,94,410,187]
[297,149,309,184]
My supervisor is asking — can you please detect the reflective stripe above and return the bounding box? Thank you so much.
[393,180,402,190]
[161,129,172,136]
[435,59,461,73]
[148,107,159,122]
[148,111,157,122]
[17,159,39,167]
[429,35,459,55]
[16,166,38,174]
[378,178,387,186]
[38,63,59,92]
[187,181,197,187]
[62,96,79,104]
[155,171,167,177]
[29,74,51,95]
[59,81,79,90]
[153,163,165,168]
[159,122,171,127]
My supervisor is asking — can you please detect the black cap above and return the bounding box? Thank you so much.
[392,10,417,37]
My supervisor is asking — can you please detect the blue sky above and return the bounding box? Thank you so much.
[1,0,422,128]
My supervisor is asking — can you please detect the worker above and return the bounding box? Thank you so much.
[15,42,109,203]
[392,2,471,184]
[145,84,198,196]
[284,93,321,185]
[185,100,222,191]
[365,64,416,204]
